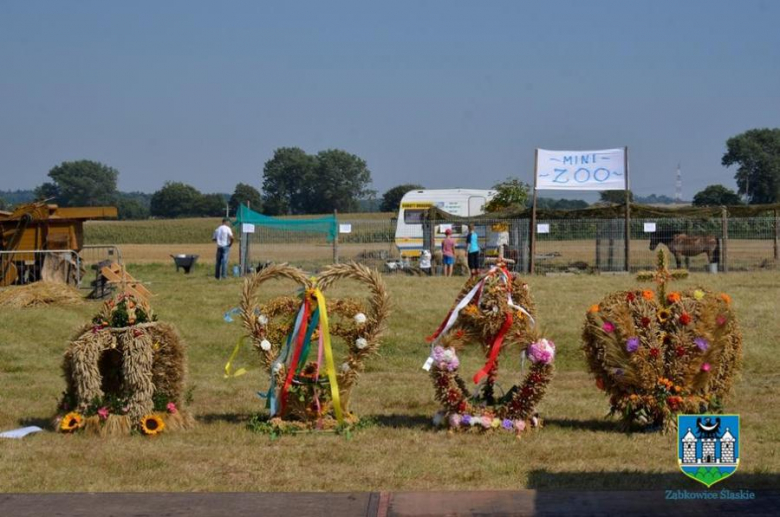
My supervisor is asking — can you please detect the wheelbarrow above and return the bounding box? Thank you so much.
[171,254,199,274]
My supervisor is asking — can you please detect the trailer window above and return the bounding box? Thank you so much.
[404,209,425,224]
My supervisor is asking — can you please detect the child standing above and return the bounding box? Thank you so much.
[441,228,456,277]
[419,249,432,276]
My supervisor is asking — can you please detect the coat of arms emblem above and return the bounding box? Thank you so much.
[678,414,739,487]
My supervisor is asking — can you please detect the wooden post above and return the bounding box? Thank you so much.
[774,209,779,261]
[624,146,631,272]
[238,202,246,275]
[595,236,602,271]
[242,200,251,274]
[721,207,729,273]
[333,209,339,264]
[529,149,539,274]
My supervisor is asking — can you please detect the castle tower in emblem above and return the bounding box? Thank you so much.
[682,428,697,463]
[721,428,735,463]
[701,436,716,463]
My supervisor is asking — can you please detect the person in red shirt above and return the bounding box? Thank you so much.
[441,228,456,277]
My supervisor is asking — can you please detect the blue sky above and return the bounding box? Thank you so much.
[1,0,778,200]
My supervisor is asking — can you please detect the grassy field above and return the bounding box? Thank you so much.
[1,266,778,492]
[84,213,396,245]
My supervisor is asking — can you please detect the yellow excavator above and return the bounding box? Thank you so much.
[0,201,117,286]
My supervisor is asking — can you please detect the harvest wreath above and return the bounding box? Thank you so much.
[426,263,554,436]
[56,293,193,436]
[582,250,742,432]
[236,262,389,433]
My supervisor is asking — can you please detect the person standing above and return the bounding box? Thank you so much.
[466,223,480,277]
[441,228,456,277]
[212,218,234,279]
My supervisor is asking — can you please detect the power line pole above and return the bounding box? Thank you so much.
[675,162,683,204]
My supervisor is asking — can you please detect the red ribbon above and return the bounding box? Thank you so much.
[280,297,310,416]
[426,308,454,343]
[472,312,513,384]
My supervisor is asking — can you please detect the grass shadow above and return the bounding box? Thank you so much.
[368,413,432,430]
[196,412,254,425]
[543,417,627,433]
[527,469,780,490]
[18,416,54,431]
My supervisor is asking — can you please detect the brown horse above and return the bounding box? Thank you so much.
[649,231,720,269]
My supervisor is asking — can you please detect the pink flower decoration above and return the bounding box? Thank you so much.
[701,363,711,372]
[480,416,492,428]
[527,339,556,365]
[514,420,526,432]
[448,413,462,428]
[97,407,109,420]
[716,315,727,326]
[602,321,615,333]
[166,402,178,414]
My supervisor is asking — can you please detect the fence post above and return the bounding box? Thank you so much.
[333,209,339,264]
[721,207,729,273]
[774,209,779,261]
[595,236,602,272]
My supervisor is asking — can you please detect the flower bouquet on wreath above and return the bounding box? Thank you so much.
[56,293,194,437]
[582,250,742,432]
[426,263,555,437]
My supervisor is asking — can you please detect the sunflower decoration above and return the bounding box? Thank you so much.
[140,414,165,436]
[582,250,742,432]
[56,291,193,437]
[60,412,83,432]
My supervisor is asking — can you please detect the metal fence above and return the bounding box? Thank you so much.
[0,249,82,286]
[237,215,779,274]
[0,246,124,288]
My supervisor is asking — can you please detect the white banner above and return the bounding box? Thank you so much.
[536,148,626,191]
[339,224,352,234]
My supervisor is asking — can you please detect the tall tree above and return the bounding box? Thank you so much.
[722,128,780,204]
[150,182,203,218]
[380,184,424,212]
[39,160,119,206]
[196,193,228,217]
[692,185,743,207]
[261,147,316,215]
[308,149,373,213]
[599,190,634,205]
[229,183,263,214]
[261,147,373,214]
[116,198,150,220]
[485,177,530,212]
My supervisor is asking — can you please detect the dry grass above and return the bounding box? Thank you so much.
[0,282,83,308]
[0,266,778,492]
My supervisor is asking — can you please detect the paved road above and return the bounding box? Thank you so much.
[1,490,778,517]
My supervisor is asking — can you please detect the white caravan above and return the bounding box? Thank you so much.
[394,188,497,258]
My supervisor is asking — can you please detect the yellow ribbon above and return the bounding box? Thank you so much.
[224,336,250,378]
[313,288,343,424]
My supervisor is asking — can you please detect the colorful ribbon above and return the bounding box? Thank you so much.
[313,288,344,424]
[472,311,513,384]
[257,288,343,425]
[224,336,251,378]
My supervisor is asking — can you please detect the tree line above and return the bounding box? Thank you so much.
[2,128,777,218]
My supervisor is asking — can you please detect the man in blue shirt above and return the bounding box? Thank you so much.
[466,223,480,277]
